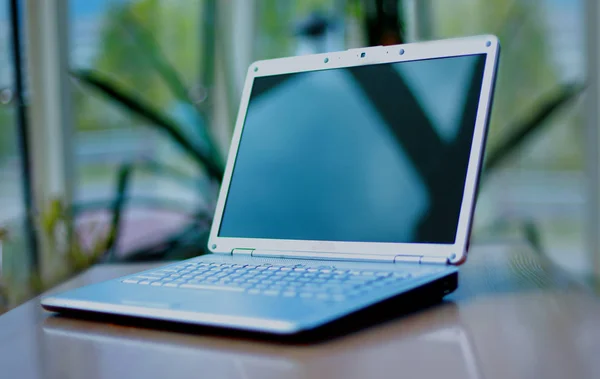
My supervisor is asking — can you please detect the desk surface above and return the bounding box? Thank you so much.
[1,243,599,379]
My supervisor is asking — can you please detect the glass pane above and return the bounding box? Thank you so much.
[430,0,586,273]
[253,0,350,60]
[0,0,28,311]
[0,4,20,222]
[70,0,213,258]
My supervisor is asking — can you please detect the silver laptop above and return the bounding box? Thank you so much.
[42,35,500,335]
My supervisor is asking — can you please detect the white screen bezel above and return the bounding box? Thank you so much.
[208,35,500,265]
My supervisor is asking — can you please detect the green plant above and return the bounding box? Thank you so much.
[0,162,133,311]
[68,3,226,261]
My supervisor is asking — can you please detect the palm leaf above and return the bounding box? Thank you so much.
[522,219,544,256]
[72,69,224,181]
[105,163,133,260]
[120,10,222,162]
[484,82,585,174]
[121,11,194,107]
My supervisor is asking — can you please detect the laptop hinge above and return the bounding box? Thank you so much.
[231,248,253,256]
[233,249,396,262]
[394,255,449,265]
[232,249,448,264]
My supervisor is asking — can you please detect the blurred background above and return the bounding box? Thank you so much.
[0,0,593,311]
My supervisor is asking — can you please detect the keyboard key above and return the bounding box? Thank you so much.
[138,280,151,285]
[155,269,177,274]
[180,284,245,292]
[122,279,139,284]
[134,275,163,280]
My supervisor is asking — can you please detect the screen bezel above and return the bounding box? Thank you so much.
[208,35,500,265]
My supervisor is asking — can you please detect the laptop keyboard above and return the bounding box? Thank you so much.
[121,261,415,303]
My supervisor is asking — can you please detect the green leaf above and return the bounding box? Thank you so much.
[120,9,222,162]
[484,82,585,174]
[121,11,194,106]
[522,219,544,256]
[104,163,133,260]
[72,69,224,181]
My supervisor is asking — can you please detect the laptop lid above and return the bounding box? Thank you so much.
[208,35,500,265]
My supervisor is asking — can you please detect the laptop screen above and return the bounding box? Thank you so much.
[218,54,487,244]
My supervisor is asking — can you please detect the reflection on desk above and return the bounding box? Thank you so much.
[42,303,480,379]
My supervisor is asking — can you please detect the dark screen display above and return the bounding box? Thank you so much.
[218,54,487,244]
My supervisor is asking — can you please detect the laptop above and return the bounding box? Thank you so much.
[41,35,500,335]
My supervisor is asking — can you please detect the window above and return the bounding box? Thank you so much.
[0,0,29,308]
[0,2,21,230]
[69,0,212,257]
[430,0,586,273]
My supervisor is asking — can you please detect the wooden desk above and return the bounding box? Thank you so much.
[1,243,599,379]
